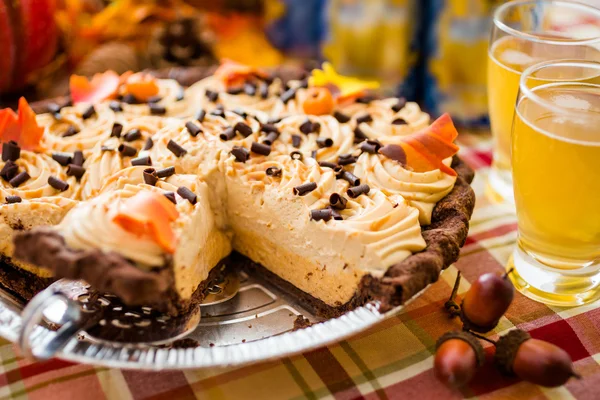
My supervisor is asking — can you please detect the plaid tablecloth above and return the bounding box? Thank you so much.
[1,132,599,400]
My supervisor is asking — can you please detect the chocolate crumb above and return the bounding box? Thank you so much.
[9,171,30,187]
[293,182,317,196]
[231,146,250,163]
[131,156,152,166]
[143,168,158,186]
[251,142,271,156]
[66,164,85,180]
[156,166,175,178]
[293,315,312,330]
[167,140,187,157]
[177,186,197,205]
[5,195,22,204]
[111,123,123,138]
[347,184,370,198]
[48,176,69,191]
[118,144,137,157]
[2,141,20,162]
[123,129,142,142]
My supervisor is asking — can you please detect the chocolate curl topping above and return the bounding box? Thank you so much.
[280,87,297,104]
[164,191,177,204]
[251,142,271,156]
[360,139,382,154]
[177,186,197,205]
[339,171,360,186]
[82,105,95,120]
[131,156,152,166]
[316,137,333,148]
[234,122,253,137]
[123,129,142,142]
[220,127,236,141]
[291,134,302,148]
[0,160,19,182]
[9,171,30,187]
[353,126,368,143]
[333,111,351,123]
[266,166,282,177]
[143,137,154,151]
[262,131,279,146]
[156,166,175,178]
[143,168,158,186]
[205,90,219,102]
[186,122,202,137]
[167,140,187,157]
[72,151,84,167]
[231,146,250,163]
[63,126,79,137]
[111,123,123,138]
[392,97,407,112]
[118,144,137,157]
[48,176,69,192]
[356,113,373,124]
[195,109,206,122]
[379,144,407,166]
[109,101,123,112]
[5,195,22,204]
[392,117,408,125]
[338,153,357,166]
[2,141,20,162]
[311,208,333,222]
[347,184,370,198]
[329,193,348,210]
[290,151,303,161]
[293,182,317,196]
[66,164,85,180]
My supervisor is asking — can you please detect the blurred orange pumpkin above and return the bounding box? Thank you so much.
[0,0,59,93]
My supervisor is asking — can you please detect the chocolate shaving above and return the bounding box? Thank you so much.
[318,161,338,169]
[66,164,85,180]
[316,137,333,148]
[262,131,279,145]
[392,117,408,125]
[205,90,219,102]
[360,139,382,154]
[177,186,197,205]
[353,126,368,143]
[131,156,152,166]
[123,129,142,142]
[231,146,250,163]
[280,87,297,104]
[48,176,69,191]
[149,104,167,115]
[143,137,154,150]
[143,168,158,186]
[164,191,177,204]
[347,184,370,198]
[330,207,343,220]
[329,193,348,210]
[260,123,279,134]
[147,96,162,104]
[195,109,206,122]
[339,171,360,186]
[111,123,123,138]
[167,140,187,157]
[122,94,138,104]
[5,195,22,204]
[9,171,29,187]
[232,108,248,119]
[244,82,256,96]
[227,86,244,95]
[156,166,175,178]
[291,134,302,148]
[2,141,20,162]
[259,82,269,99]
[109,101,123,112]
[1,161,19,181]
[63,126,79,137]
[379,144,407,165]
[118,144,137,157]
[356,113,373,124]
[266,166,282,177]
[299,119,314,135]
[251,142,271,156]
[311,209,332,222]
[220,127,236,141]
[293,182,317,196]
[338,154,357,166]
[72,151,84,167]
[333,111,351,123]
[81,105,95,120]
[234,122,253,137]
[290,151,303,161]
[392,98,407,112]
[186,121,202,137]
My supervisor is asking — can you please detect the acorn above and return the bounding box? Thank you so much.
[434,331,485,388]
[460,271,514,332]
[495,329,580,387]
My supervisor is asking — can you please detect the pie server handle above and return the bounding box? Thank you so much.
[19,289,84,360]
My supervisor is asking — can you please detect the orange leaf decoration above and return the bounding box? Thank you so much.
[214,59,268,87]
[379,113,459,176]
[302,87,335,115]
[113,191,179,254]
[124,72,159,102]
[70,71,120,104]
[0,98,44,150]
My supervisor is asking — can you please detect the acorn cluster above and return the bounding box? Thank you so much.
[434,270,580,389]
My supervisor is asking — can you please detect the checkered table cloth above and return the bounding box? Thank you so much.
[1,132,599,400]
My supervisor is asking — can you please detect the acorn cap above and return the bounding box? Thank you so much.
[494,329,531,376]
[460,300,501,333]
[436,331,485,367]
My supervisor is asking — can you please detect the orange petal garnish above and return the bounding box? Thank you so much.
[70,71,120,104]
[0,98,44,151]
[112,191,179,253]
[380,113,459,176]
[124,72,159,102]
[214,59,268,87]
[302,87,334,115]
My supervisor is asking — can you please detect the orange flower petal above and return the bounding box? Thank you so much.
[17,97,44,151]
[214,59,268,87]
[70,70,120,104]
[0,108,20,144]
[124,72,159,102]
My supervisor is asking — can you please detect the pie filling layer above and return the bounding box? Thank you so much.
[2,65,464,312]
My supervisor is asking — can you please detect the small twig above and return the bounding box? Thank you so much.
[503,267,515,279]
[467,330,497,346]
[444,271,462,317]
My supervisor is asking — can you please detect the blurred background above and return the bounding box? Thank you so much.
[1,0,600,127]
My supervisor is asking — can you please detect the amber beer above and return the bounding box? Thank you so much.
[486,0,600,203]
[508,60,600,306]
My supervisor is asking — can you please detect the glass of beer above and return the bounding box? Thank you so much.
[487,0,600,204]
[509,60,600,306]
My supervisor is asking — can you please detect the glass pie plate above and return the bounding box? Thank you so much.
[0,265,436,371]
